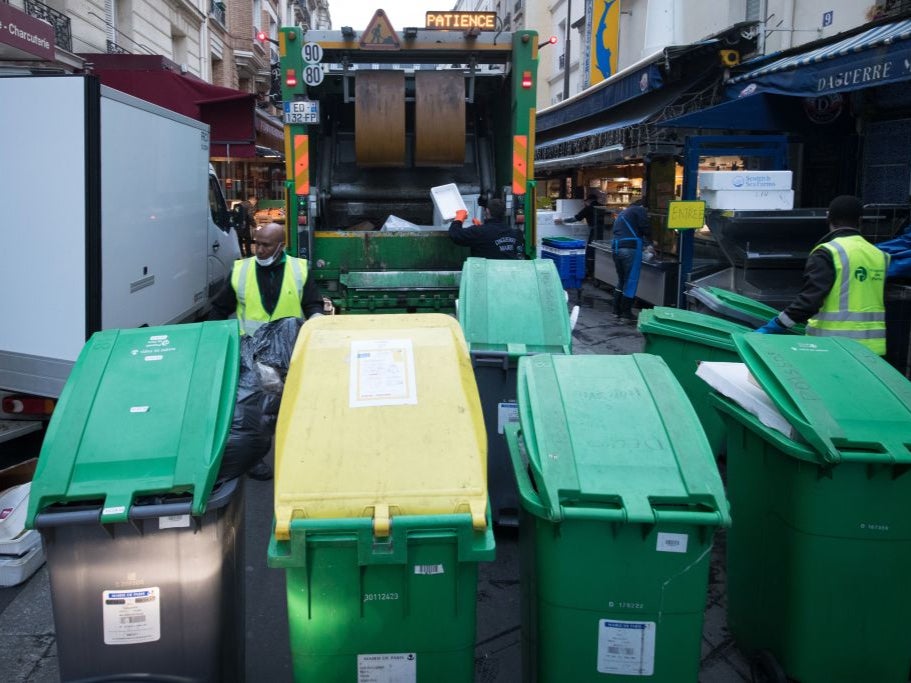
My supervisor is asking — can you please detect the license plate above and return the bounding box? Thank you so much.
[283,100,319,124]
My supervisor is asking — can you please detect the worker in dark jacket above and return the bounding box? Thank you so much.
[612,199,652,320]
[448,198,525,259]
[555,191,606,230]
[757,195,888,355]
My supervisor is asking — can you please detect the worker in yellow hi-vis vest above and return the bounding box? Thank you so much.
[211,222,326,335]
[210,222,328,481]
[757,195,889,355]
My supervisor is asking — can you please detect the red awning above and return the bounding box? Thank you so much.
[81,54,259,157]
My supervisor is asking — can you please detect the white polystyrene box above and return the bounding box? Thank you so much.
[0,541,45,587]
[537,210,558,225]
[701,189,795,210]
[699,171,793,191]
[0,483,30,542]
[430,184,468,222]
[555,199,585,216]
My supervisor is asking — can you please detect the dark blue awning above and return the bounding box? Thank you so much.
[660,93,797,131]
[726,19,911,98]
[536,62,664,133]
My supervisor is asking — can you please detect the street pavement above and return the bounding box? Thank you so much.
[0,280,753,682]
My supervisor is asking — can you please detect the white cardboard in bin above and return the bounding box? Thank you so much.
[430,184,467,221]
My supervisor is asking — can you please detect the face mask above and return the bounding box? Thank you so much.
[255,243,283,267]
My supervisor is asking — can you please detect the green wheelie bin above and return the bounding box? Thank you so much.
[638,307,751,455]
[709,333,911,683]
[685,285,806,333]
[25,322,243,682]
[268,314,493,682]
[506,353,730,682]
[458,257,572,524]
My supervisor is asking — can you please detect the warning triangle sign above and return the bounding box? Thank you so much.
[359,9,401,50]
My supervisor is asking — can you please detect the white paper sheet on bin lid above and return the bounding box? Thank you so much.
[430,183,467,221]
[0,483,31,542]
[696,362,796,440]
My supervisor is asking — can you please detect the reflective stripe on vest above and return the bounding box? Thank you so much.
[231,256,307,335]
[807,236,888,355]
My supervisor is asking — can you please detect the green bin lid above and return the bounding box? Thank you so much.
[638,307,751,352]
[27,321,239,526]
[515,354,729,526]
[458,257,572,356]
[687,286,806,334]
[732,334,911,465]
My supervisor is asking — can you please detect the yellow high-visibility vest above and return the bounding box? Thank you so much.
[231,256,307,336]
[807,235,888,355]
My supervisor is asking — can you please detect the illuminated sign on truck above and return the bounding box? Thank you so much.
[425,12,497,30]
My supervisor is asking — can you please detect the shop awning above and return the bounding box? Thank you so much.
[535,77,702,172]
[726,18,911,98]
[660,92,799,131]
[536,60,665,133]
[82,54,261,157]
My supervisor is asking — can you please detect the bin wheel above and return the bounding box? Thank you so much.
[750,650,788,683]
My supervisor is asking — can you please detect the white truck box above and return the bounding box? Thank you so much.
[0,75,239,406]
[699,171,793,191]
[701,189,795,211]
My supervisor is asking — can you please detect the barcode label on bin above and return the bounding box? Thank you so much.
[597,620,655,676]
[656,532,688,554]
[102,587,161,645]
[159,514,191,529]
[357,652,416,682]
[414,564,444,575]
[497,402,519,434]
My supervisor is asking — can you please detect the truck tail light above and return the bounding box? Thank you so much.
[522,71,532,89]
[286,69,298,87]
[2,394,55,416]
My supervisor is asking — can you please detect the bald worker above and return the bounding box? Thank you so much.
[209,222,326,481]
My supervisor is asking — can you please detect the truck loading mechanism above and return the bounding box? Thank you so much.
[278,14,539,313]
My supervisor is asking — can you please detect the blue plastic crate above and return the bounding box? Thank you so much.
[542,236,586,249]
[540,246,586,289]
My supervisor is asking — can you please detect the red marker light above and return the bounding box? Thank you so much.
[256,30,268,42]
[521,70,532,89]
[285,69,298,87]
[549,36,558,45]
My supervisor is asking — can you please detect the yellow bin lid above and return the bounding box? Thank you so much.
[273,314,488,541]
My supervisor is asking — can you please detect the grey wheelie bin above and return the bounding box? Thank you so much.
[507,353,730,682]
[709,334,911,683]
[26,321,244,683]
[458,257,572,524]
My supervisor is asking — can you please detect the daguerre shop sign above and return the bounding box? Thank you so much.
[733,40,911,99]
[815,57,903,93]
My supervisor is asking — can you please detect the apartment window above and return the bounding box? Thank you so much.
[746,0,762,21]
[253,0,262,33]
[104,0,116,43]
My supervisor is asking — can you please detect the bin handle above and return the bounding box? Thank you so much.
[32,478,240,528]
[128,477,239,520]
[561,506,626,523]
[504,423,551,520]
[652,508,725,527]
[32,507,100,528]
[471,351,511,371]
